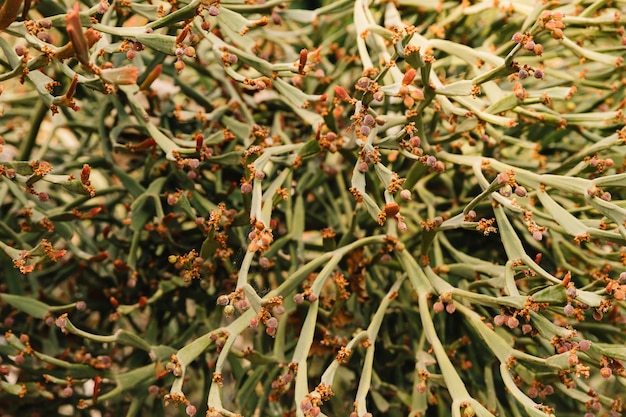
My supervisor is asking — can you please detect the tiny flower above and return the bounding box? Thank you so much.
[445,303,456,314]
[294,293,304,304]
[578,340,591,351]
[514,186,527,197]
[241,182,253,193]
[300,399,312,411]
[216,295,229,306]
[511,32,523,43]
[356,76,370,89]
[506,316,519,329]
[224,305,234,317]
[494,315,506,326]
[62,386,74,397]
[174,60,185,72]
[522,324,533,334]
[400,189,412,200]
[208,5,220,16]
[433,301,444,313]
[266,317,278,328]
[563,303,574,316]
[186,405,197,416]
[496,171,509,184]
[524,40,536,51]
[363,114,375,127]
[533,69,544,79]
[532,230,543,241]
[518,69,529,80]
[600,366,612,379]
[551,28,564,40]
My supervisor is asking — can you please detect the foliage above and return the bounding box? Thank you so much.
[1,0,626,416]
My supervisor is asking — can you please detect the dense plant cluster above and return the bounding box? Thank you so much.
[1,0,626,416]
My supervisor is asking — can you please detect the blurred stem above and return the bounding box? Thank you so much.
[18,100,47,160]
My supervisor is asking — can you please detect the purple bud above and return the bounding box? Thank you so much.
[363,114,375,127]
[578,340,591,351]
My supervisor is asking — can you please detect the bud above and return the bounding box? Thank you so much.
[402,68,417,85]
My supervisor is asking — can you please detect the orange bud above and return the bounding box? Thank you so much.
[298,48,308,74]
[402,68,417,85]
[384,202,400,217]
[334,86,352,102]
[80,164,90,184]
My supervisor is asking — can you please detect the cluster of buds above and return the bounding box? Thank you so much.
[247,221,274,253]
[168,249,204,282]
[269,371,293,401]
[397,68,424,109]
[422,154,446,173]
[540,10,566,40]
[493,312,520,329]
[527,381,555,400]
[402,135,423,156]
[248,296,284,337]
[208,330,229,354]
[165,354,183,377]
[511,32,544,56]
[605,273,626,300]
[496,170,527,198]
[586,183,612,201]
[318,131,344,153]
[433,292,456,314]
[522,210,547,241]
[216,288,249,318]
[587,155,615,173]
[353,76,384,103]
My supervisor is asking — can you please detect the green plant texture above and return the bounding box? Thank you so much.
[1,0,626,416]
